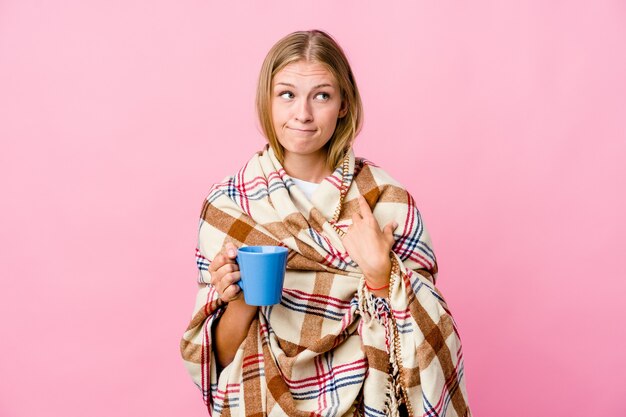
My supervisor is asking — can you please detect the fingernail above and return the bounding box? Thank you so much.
[393,222,399,228]
[228,249,236,257]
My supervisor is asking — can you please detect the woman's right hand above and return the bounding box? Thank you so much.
[208,242,243,303]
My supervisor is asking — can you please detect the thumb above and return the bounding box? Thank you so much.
[225,242,238,258]
[383,221,398,242]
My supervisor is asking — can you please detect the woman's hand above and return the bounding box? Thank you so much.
[341,195,398,287]
[208,242,244,303]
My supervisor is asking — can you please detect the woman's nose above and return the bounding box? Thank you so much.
[294,98,313,123]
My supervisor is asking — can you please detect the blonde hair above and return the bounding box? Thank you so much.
[255,30,364,171]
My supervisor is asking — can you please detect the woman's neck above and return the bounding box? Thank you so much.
[282,150,332,183]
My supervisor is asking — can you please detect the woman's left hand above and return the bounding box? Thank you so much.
[341,195,398,287]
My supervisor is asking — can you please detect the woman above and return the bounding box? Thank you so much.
[180,30,471,417]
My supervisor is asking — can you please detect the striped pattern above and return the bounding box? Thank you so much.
[180,145,471,416]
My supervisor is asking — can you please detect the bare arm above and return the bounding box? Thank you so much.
[212,298,258,368]
[208,242,258,369]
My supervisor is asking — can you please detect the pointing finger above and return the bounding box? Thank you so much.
[357,195,374,221]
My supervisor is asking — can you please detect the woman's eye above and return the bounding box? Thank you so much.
[277,91,330,101]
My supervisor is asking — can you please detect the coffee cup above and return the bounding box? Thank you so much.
[236,245,288,306]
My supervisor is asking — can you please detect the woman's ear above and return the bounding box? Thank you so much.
[338,101,348,118]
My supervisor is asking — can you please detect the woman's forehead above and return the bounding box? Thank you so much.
[273,61,337,86]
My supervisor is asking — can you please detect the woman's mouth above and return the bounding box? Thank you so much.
[289,127,316,134]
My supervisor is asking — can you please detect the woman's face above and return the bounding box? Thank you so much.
[271,60,347,161]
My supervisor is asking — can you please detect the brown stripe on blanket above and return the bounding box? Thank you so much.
[363,187,382,209]
[202,203,245,235]
[179,339,203,364]
[263,337,312,416]
[288,252,325,271]
[336,197,358,221]
[403,365,421,388]
[273,338,302,382]
[301,331,357,354]
[202,205,281,247]
[221,392,233,417]
[280,213,332,265]
[400,313,455,388]
[262,220,297,240]
[413,313,456,377]
[340,185,407,221]
[242,318,265,417]
[340,196,374,220]
[283,211,312,237]
[297,271,334,349]
[228,217,255,243]
[199,197,211,222]
[353,164,381,206]
[275,336,307,358]
[379,184,412,203]
[307,206,326,233]
[414,268,437,285]
[407,284,470,416]
[362,345,390,373]
[288,240,328,271]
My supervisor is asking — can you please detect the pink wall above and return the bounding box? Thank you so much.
[1,1,625,416]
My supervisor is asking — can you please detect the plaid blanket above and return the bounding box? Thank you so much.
[180,145,471,417]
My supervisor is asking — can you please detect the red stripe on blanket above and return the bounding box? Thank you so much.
[282,288,352,309]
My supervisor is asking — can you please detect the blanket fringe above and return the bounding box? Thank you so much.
[357,255,411,417]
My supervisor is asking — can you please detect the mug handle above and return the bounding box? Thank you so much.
[235,254,243,292]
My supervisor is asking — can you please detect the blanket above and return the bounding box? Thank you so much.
[180,144,471,417]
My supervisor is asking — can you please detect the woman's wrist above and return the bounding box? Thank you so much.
[227,296,259,316]
[362,253,399,297]
[363,269,390,299]
[363,259,391,287]
[365,280,390,291]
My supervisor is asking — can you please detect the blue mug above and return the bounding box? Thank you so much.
[236,245,288,306]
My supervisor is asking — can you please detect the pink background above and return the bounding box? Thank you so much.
[1,1,625,416]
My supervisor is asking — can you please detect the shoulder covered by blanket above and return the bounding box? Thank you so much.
[195,144,438,285]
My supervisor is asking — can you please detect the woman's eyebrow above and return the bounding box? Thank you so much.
[274,82,334,89]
